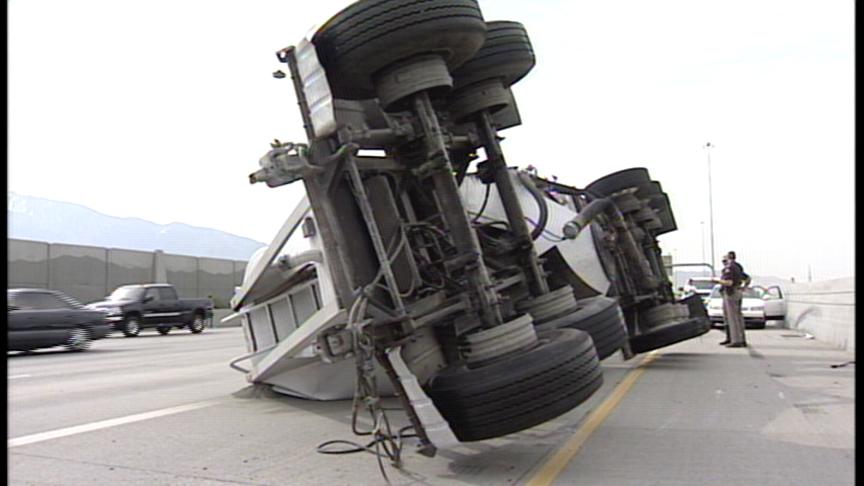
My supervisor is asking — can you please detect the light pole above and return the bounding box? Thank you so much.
[700,220,706,265]
[704,142,716,274]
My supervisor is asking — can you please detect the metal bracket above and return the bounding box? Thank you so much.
[249,142,324,188]
[384,346,460,455]
[317,326,354,364]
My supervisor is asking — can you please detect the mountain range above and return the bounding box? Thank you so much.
[8,193,266,261]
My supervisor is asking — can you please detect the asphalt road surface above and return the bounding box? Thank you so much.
[8,325,855,485]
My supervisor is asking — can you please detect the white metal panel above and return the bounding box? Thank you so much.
[295,38,336,139]
[232,196,310,310]
[460,173,611,294]
[268,296,297,340]
[249,307,277,350]
[251,300,345,383]
[290,286,319,324]
[269,357,394,400]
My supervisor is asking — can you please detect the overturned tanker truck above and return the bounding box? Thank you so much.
[228,0,710,455]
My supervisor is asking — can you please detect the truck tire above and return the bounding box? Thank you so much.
[632,207,660,225]
[122,315,141,337]
[645,193,677,234]
[425,328,602,442]
[612,193,642,214]
[747,320,767,330]
[536,296,628,360]
[632,181,662,200]
[585,168,651,198]
[641,303,689,327]
[312,0,487,99]
[188,314,206,334]
[654,211,677,235]
[450,20,535,90]
[644,193,670,214]
[629,317,711,354]
[517,286,578,324]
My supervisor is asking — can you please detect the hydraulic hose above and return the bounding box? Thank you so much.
[517,172,549,240]
[562,198,613,239]
[563,197,658,291]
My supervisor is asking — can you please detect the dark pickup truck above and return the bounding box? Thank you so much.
[87,284,213,337]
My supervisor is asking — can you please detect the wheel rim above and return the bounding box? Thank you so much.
[67,328,91,351]
[516,286,578,323]
[192,317,204,332]
[127,318,139,334]
[459,314,537,365]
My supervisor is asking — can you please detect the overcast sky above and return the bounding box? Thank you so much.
[8,0,854,282]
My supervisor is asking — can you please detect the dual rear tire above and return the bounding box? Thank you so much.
[629,317,712,354]
[537,296,629,361]
[425,328,602,442]
[312,0,487,99]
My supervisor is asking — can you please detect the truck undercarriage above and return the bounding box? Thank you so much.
[228,0,710,457]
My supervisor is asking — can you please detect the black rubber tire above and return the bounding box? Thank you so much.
[645,193,671,220]
[629,317,711,353]
[644,193,669,211]
[312,0,487,99]
[643,193,676,235]
[65,327,92,352]
[585,168,651,198]
[425,328,602,442]
[536,296,628,360]
[189,314,206,334]
[746,320,766,330]
[653,210,677,235]
[632,207,660,225]
[517,286,578,324]
[450,20,535,90]
[612,193,642,214]
[641,303,688,326]
[633,181,662,200]
[157,326,171,335]
[122,316,141,337]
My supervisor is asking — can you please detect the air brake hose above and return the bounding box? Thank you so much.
[517,172,549,240]
[563,198,658,291]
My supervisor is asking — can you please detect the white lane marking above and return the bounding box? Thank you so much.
[9,374,32,379]
[8,400,219,448]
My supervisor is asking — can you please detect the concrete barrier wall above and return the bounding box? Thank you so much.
[107,248,154,291]
[784,277,855,352]
[198,258,235,308]
[164,253,198,299]
[8,239,49,289]
[233,261,246,288]
[7,238,247,308]
[49,243,108,304]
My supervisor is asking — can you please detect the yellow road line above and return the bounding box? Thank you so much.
[525,351,660,486]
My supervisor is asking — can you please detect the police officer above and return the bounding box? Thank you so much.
[715,251,748,347]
